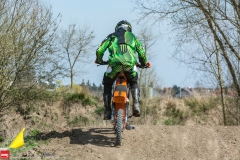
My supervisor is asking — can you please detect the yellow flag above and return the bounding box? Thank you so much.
[9,128,25,148]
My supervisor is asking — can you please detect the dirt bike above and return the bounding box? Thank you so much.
[95,60,150,146]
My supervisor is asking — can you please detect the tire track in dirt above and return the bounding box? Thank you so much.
[36,125,240,160]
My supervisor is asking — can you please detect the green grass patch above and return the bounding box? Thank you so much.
[82,97,97,106]
[63,92,98,106]
[0,129,49,158]
[0,135,5,142]
[164,101,189,125]
[94,106,104,116]
[64,93,86,102]
[184,97,218,116]
[164,118,177,125]
[67,115,90,126]
[12,88,60,102]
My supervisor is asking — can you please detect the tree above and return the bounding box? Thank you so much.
[86,80,91,88]
[80,79,86,86]
[92,82,97,91]
[171,85,180,96]
[98,84,103,91]
[137,25,160,99]
[132,0,240,125]
[58,24,95,91]
[0,0,61,112]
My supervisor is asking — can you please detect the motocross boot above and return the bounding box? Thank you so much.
[131,88,140,117]
[103,93,112,120]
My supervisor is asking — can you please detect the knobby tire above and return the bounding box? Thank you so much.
[116,109,123,146]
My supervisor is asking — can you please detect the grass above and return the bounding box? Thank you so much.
[161,97,220,125]
[63,93,98,106]
[0,135,5,142]
[0,92,225,157]
[184,97,218,116]
[163,101,188,125]
[137,97,219,126]
[67,115,90,126]
[94,106,104,116]
[164,118,177,125]
[64,93,86,102]
[82,97,97,106]
[0,129,49,158]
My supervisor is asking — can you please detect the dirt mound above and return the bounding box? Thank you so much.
[36,125,240,160]
[1,98,240,159]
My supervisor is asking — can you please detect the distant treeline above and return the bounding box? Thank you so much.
[80,80,103,92]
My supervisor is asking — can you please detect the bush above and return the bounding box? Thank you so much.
[64,93,86,102]
[82,97,97,106]
[184,97,218,116]
[16,103,37,116]
[56,86,69,93]
[63,92,98,107]
[14,88,60,101]
[26,129,40,140]
[163,100,189,125]
[0,135,5,142]
[1,88,60,113]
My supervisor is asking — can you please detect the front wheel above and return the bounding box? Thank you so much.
[115,109,123,146]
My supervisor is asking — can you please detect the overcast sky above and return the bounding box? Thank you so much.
[47,0,196,88]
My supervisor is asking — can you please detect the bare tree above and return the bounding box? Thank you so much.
[0,0,61,112]
[137,26,160,99]
[132,0,240,125]
[58,24,95,91]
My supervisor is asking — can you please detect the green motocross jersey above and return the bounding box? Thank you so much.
[96,29,147,78]
[96,30,147,67]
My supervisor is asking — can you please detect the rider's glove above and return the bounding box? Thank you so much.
[95,59,102,64]
[140,62,151,68]
[146,62,151,68]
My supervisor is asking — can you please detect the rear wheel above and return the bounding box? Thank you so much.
[115,109,123,146]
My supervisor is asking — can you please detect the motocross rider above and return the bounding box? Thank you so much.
[95,20,147,120]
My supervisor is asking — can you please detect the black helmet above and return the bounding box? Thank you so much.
[115,20,132,32]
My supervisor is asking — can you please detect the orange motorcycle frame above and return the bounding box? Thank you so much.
[95,60,150,146]
[111,71,130,129]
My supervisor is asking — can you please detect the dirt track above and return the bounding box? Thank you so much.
[35,125,240,160]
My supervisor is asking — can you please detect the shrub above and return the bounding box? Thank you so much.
[56,86,69,92]
[0,135,5,142]
[16,103,37,116]
[82,97,97,106]
[63,92,98,107]
[184,97,218,116]
[164,100,189,125]
[71,84,82,93]
[26,129,40,140]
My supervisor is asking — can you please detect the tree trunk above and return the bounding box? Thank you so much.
[215,44,227,125]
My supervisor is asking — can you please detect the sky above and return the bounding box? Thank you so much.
[47,0,196,88]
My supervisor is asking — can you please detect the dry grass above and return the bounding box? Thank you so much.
[0,91,227,146]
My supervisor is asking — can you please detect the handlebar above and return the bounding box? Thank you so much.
[95,60,151,68]
[95,60,108,65]
[136,62,151,68]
